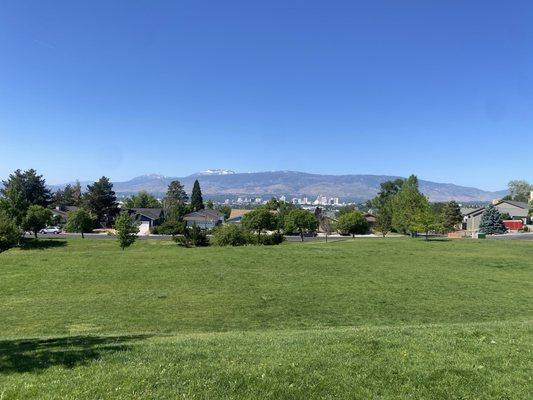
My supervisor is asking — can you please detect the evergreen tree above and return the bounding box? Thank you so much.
[114,212,139,250]
[123,191,161,208]
[0,169,52,225]
[190,180,204,211]
[84,177,119,227]
[479,204,506,234]
[164,180,188,208]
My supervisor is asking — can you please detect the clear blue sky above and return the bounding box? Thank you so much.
[1,1,531,190]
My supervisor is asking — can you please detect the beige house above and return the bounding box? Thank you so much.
[463,200,530,232]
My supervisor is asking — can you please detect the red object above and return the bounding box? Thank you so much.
[503,220,523,230]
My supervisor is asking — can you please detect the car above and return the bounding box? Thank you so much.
[39,226,61,234]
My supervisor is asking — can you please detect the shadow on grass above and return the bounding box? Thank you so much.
[19,239,67,250]
[0,334,151,374]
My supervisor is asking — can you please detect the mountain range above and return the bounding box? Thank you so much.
[50,170,506,202]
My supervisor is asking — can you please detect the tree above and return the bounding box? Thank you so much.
[336,211,369,237]
[479,204,506,235]
[412,203,439,241]
[374,202,393,237]
[391,180,427,235]
[507,180,532,203]
[284,209,318,241]
[66,208,93,238]
[336,205,358,217]
[1,169,52,225]
[369,178,404,211]
[190,180,204,211]
[84,177,119,227]
[163,180,188,208]
[0,211,21,252]
[317,213,334,242]
[23,205,52,238]
[114,212,139,250]
[241,208,277,239]
[123,191,161,208]
[206,199,214,209]
[440,201,463,232]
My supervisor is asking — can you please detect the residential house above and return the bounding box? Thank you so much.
[183,209,225,229]
[462,200,530,232]
[124,208,164,235]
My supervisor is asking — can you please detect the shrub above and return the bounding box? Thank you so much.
[212,224,250,246]
[152,220,185,235]
[174,224,209,247]
[257,231,285,245]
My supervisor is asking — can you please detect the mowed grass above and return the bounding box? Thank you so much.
[0,238,532,399]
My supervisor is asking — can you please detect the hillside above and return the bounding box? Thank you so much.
[101,171,505,202]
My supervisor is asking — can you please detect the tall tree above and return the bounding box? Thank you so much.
[114,212,139,250]
[190,180,204,211]
[23,205,52,238]
[369,178,404,211]
[84,177,119,227]
[441,201,463,232]
[71,180,83,206]
[0,169,52,225]
[479,204,506,235]
[374,202,393,237]
[391,178,427,235]
[164,180,188,208]
[507,180,531,203]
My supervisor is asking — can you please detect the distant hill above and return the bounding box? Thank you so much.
[49,171,507,202]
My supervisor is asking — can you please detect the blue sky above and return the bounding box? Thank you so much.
[1,1,531,190]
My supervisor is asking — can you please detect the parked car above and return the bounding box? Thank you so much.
[39,226,61,234]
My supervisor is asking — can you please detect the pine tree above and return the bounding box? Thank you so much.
[479,204,506,234]
[164,180,188,208]
[84,177,119,227]
[190,180,204,211]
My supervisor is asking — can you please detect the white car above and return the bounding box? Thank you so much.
[39,226,61,234]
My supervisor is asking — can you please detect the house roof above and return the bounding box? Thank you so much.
[497,200,529,209]
[184,209,223,222]
[229,209,251,219]
[128,208,163,220]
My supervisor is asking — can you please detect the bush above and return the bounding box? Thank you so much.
[174,224,209,247]
[0,212,21,252]
[212,224,250,246]
[257,231,285,245]
[152,221,185,235]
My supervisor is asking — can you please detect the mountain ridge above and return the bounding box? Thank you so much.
[48,170,506,202]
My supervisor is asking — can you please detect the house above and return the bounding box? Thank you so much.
[462,200,530,232]
[124,208,164,235]
[183,209,225,229]
[226,209,252,224]
[51,205,79,222]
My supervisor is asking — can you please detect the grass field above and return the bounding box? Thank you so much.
[0,238,531,399]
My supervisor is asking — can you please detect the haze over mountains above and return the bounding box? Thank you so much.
[50,170,506,202]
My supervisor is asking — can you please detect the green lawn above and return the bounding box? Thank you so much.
[0,238,531,399]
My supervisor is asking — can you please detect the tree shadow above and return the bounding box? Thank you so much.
[19,239,67,250]
[0,334,151,374]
